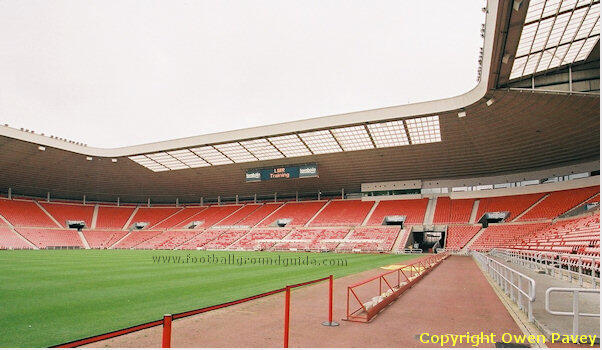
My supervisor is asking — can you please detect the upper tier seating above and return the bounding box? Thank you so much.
[16,228,83,248]
[476,193,544,222]
[0,227,32,249]
[179,230,223,250]
[336,226,400,252]
[432,198,474,224]
[134,230,202,249]
[237,203,283,227]
[82,230,128,249]
[203,229,248,249]
[128,207,181,228]
[366,199,428,225]
[273,228,349,251]
[41,202,94,228]
[151,207,205,229]
[0,199,59,227]
[259,201,327,227]
[509,214,600,255]
[444,225,481,249]
[310,200,373,226]
[178,205,242,228]
[229,228,291,250]
[95,206,135,229]
[215,204,261,226]
[585,194,600,204]
[518,186,600,221]
[113,230,162,249]
[469,223,548,251]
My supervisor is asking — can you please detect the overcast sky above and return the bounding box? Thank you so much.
[0,1,484,148]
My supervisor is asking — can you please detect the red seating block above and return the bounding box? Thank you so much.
[95,206,135,229]
[445,225,481,249]
[433,197,474,224]
[259,201,327,227]
[16,228,83,248]
[129,207,181,228]
[237,203,283,227]
[518,186,600,221]
[310,200,373,226]
[41,202,94,228]
[367,199,428,225]
[82,230,128,249]
[178,205,242,228]
[0,199,59,227]
[476,193,544,221]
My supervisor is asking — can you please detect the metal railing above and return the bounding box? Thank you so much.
[492,249,600,288]
[545,287,600,336]
[473,251,536,321]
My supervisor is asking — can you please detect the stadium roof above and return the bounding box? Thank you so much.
[0,0,599,202]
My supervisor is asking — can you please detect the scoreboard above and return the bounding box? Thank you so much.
[245,163,318,182]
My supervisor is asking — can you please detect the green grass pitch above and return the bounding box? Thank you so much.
[0,250,419,347]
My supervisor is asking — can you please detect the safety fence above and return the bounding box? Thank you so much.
[52,275,334,348]
[345,253,449,322]
[545,287,600,336]
[492,249,600,288]
[473,251,536,321]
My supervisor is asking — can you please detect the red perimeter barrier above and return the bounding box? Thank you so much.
[52,275,332,348]
[346,253,449,323]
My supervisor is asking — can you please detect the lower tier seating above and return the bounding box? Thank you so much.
[470,223,550,251]
[178,230,222,250]
[0,227,32,249]
[40,202,95,228]
[444,225,481,250]
[336,227,400,252]
[229,228,291,250]
[113,230,162,249]
[273,228,349,251]
[509,215,600,256]
[135,230,203,249]
[82,230,128,249]
[16,228,84,248]
[202,229,249,249]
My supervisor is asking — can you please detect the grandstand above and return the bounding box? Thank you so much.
[0,0,600,348]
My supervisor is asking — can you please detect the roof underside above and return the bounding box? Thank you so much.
[0,90,598,203]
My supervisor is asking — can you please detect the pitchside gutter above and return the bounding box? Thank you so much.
[0,0,499,158]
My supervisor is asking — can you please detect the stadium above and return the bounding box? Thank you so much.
[0,0,600,348]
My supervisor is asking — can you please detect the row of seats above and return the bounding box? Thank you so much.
[433,198,474,224]
[0,187,598,232]
[508,215,600,255]
[444,225,481,249]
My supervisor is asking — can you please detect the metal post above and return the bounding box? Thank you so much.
[317,191,321,201]
[200,197,204,206]
[218,196,221,206]
[47,192,51,202]
[274,192,277,203]
[284,286,291,348]
[295,191,298,202]
[117,197,120,207]
[235,195,239,205]
[83,195,86,205]
[322,275,339,326]
[162,314,172,348]
[7,187,11,200]
[176,198,179,207]
[254,194,257,204]
[147,198,151,207]
[572,291,579,336]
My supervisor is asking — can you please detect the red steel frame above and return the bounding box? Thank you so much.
[52,275,333,348]
[345,253,449,323]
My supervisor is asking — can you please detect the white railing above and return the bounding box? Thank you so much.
[492,249,600,288]
[545,287,600,336]
[473,251,536,321]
